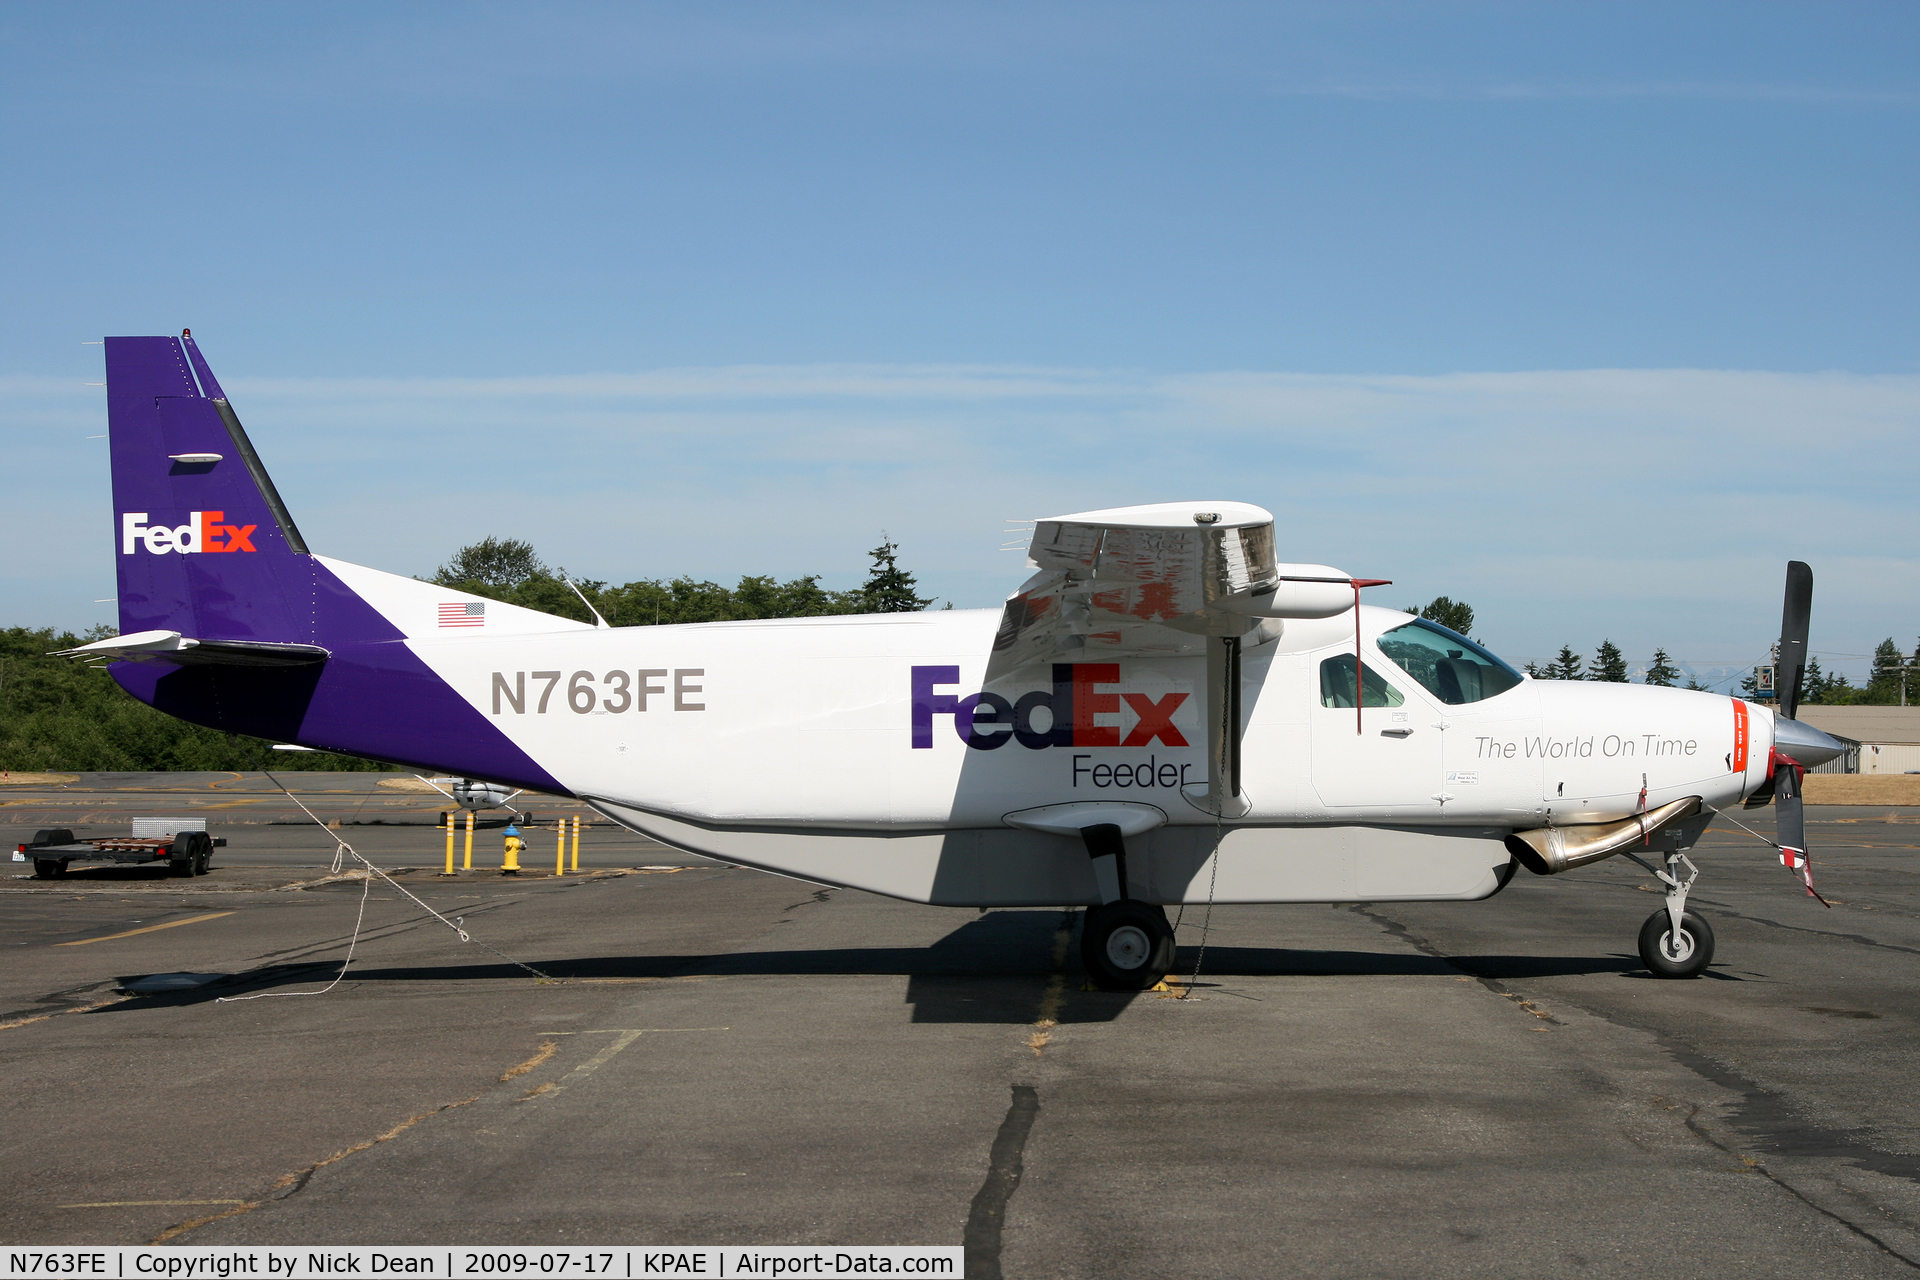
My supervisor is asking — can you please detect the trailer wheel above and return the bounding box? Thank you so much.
[192,834,212,876]
[31,829,75,847]
[168,833,196,878]
[33,859,65,880]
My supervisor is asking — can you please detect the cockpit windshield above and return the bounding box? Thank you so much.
[1377,619,1524,705]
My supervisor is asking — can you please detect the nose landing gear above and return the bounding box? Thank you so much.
[1630,849,1715,979]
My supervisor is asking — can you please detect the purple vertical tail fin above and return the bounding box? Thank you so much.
[108,332,318,642]
[97,332,568,793]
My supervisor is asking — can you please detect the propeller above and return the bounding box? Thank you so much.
[1771,561,1817,897]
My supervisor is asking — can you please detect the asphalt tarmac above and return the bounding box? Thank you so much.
[4,774,1920,1277]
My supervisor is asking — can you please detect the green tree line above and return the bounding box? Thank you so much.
[430,536,934,624]
[1,536,935,771]
[1408,595,1914,703]
[1525,635,1919,703]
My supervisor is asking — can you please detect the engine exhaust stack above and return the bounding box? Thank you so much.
[1506,797,1704,876]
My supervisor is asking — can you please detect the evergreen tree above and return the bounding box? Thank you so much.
[1643,648,1680,687]
[1800,657,1858,705]
[1546,646,1584,681]
[1862,637,1915,704]
[1591,640,1628,683]
[1403,597,1474,636]
[861,538,933,613]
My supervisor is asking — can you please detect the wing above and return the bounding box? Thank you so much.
[986,501,1355,685]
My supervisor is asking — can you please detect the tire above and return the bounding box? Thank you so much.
[168,833,196,878]
[1639,909,1715,979]
[193,834,212,876]
[1080,901,1176,991]
[30,829,74,848]
[33,859,64,880]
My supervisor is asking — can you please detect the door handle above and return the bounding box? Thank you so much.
[1380,727,1414,738]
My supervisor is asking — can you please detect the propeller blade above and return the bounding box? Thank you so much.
[1775,762,1806,860]
[1778,560,1812,720]
[1772,754,1825,902]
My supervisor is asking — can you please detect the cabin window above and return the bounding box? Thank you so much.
[1320,654,1405,708]
[1377,619,1524,705]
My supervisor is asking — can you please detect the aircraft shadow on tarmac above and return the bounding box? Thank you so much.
[98,912,1647,1022]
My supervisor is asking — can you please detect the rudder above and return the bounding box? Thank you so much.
[107,332,318,643]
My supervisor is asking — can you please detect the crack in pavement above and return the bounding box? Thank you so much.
[962,1084,1040,1280]
[150,1096,482,1244]
[1349,905,1564,1025]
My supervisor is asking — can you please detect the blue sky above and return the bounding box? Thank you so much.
[4,3,1916,687]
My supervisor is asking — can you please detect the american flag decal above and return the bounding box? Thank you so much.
[439,602,486,628]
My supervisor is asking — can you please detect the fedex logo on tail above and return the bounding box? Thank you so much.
[121,512,258,555]
[912,664,1190,751]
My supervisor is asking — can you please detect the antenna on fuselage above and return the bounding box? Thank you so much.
[561,575,610,629]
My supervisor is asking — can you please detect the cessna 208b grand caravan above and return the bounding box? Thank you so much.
[62,334,1846,988]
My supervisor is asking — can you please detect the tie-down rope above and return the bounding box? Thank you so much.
[217,771,560,1002]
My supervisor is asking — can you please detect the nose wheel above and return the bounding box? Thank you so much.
[1639,909,1715,978]
[1080,901,1176,990]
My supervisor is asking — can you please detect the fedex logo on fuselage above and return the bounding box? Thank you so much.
[120,512,257,555]
[912,663,1191,751]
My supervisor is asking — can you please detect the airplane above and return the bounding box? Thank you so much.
[57,332,1847,989]
[268,745,526,820]
[418,776,531,820]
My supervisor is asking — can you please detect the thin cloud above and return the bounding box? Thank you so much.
[1276,81,1920,106]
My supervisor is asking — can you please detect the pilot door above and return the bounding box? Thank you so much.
[1310,651,1443,810]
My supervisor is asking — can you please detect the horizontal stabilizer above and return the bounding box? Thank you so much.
[54,630,329,668]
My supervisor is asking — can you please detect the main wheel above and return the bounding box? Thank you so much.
[33,859,64,879]
[1080,901,1176,991]
[31,829,74,847]
[168,833,196,878]
[1639,909,1715,979]
[192,834,212,876]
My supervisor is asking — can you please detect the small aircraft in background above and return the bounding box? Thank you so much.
[272,747,533,824]
[416,775,535,826]
[68,333,1846,989]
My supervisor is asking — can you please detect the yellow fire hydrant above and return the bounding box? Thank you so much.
[501,824,524,876]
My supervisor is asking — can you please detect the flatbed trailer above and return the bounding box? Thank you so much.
[13,823,226,879]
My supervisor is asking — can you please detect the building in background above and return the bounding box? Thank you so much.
[1796,708,1920,775]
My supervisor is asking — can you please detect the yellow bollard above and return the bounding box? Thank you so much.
[571,815,581,872]
[443,812,455,875]
[463,809,474,870]
[556,822,566,877]
[501,824,523,876]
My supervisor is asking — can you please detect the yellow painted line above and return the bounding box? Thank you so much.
[60,1200,245,1208]
[56,912,235,946]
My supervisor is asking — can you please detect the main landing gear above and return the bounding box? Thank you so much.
[1077,822,1176,990]
[1631,849,1715,979]
[1080,900,1176,991]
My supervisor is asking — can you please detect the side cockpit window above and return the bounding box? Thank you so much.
[1320,654,1405,708]
[1377,619,1523,705]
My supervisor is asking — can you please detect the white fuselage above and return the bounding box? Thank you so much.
[328,559,1769,910]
